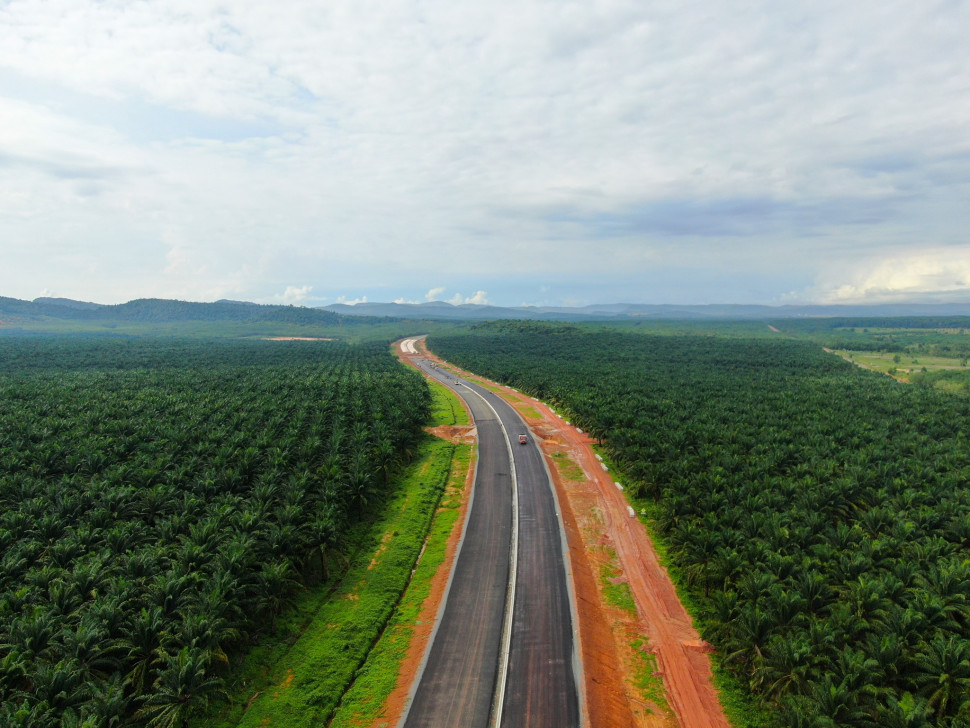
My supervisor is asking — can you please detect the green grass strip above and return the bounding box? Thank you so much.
[329,441,472,728]
[428,375,471,426]
[629,637,670,717]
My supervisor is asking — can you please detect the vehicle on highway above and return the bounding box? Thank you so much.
[518,433,528,444]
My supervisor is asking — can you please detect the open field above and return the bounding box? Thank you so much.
[833,349,969,378]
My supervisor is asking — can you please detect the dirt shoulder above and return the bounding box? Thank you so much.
[409,341,730,728]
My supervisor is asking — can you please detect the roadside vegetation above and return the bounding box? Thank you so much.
[205,436,456,728]
[0,337,432,727]
[203,377,471,728]
[328,439,472,728]
[430,322,970,728]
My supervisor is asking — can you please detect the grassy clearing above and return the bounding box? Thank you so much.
[834,349,968,377]
[833,349,970,396]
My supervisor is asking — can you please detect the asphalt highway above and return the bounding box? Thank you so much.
[401,356,579,728]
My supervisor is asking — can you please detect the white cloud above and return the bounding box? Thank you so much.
[164,245,192,276]
[0,1,968,304]
[335,295,368,305]
[272,285,315,305]
[809,248,970,303]
[445,290,490,306]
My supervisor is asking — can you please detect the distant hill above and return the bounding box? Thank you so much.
[33,297,104,310]
[0,297,340,326]
[4,295,970,330]
[323,301,570,320]
[322,300,970,321]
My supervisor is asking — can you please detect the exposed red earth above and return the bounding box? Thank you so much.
[389,340,730,728]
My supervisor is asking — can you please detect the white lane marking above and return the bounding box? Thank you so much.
[397,363,485,727]
[457,383,519,728]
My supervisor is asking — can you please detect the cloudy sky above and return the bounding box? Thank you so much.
[1,0,968,307]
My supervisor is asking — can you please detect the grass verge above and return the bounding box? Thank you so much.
[328,441,472,727]
[598,547,637,616]
[429,375,471,426]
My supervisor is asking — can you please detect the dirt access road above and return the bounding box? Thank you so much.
[390,339,729,728]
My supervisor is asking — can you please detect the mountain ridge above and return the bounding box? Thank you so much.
[321,299,970,320]
[3,295,970,325]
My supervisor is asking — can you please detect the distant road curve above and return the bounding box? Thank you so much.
[399,341,580,728]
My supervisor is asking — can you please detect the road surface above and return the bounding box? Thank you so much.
[401,349,580,728]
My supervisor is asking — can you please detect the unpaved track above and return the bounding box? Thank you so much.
[407,340,730,728]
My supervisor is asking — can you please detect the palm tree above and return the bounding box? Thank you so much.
[373,437,398,488]
[759,634,814,698]
[136,647,225,728]
[85,672,129,728]
[121,607,165,695]
[913,636,970,718]
[63,620,121,682]
[877,692,933,728]
[252,560,301,625]
[807,675,873,727]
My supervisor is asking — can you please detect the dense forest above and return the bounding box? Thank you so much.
[0,337,430,727]
[431,323,970,728]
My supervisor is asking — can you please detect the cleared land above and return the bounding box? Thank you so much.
[832,349,969,379]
